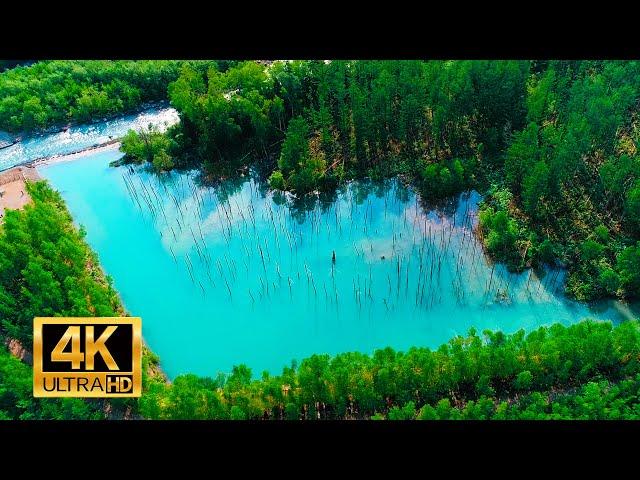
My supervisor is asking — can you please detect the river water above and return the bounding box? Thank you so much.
[35,145,640,379]
[0,106,178,171]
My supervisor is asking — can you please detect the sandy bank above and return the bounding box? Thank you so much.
[0,166,40,219]
[29,140,123,168]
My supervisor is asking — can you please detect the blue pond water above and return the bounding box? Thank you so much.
[38,150,639,379]
[0,106,178,171]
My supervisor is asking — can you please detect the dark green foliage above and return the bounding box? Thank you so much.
[267,170,286,191]
[278,117,310,174]
[412,374,640,420]
[514,370,533,391]
[0,60,216,133]
[521,161,551,219]
[504,122,540,193]
[625,182,640,234]
[0,345,103,420]
[120,128,176,171]
[138,320,640,420]
[387,401,416,420]
[478,194,527,269]
[478,61,640,300]
[0,60,32,72]
[0,182,122,343]
[419,158,474,199]
[617,242,640,297]
[166,61,285,173]
[0,181,132,420]
[270,116,329,193]
[141,60,528,198]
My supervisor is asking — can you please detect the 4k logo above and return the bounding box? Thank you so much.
[33,317,141,398]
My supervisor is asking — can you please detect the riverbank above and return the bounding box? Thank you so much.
[0,105,179,174]
[28,139,122,168]
[2,100,170,139]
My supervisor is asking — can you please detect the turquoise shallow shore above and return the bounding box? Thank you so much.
[38,149,638,379]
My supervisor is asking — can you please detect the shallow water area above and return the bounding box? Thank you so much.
[38,149,639,379]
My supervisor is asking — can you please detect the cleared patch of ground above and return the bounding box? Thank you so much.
[0,166,40,220]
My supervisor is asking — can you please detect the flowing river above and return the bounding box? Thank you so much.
[0,105,178,171]
[27,134,638,379]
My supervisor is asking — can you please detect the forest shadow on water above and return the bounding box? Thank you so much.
[39,149,639,379]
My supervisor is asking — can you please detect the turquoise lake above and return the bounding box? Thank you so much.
[38,149,640,380]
